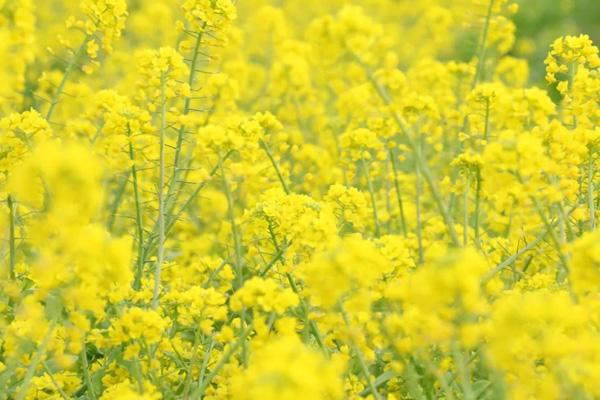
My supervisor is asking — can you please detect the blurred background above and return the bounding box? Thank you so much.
[513,0,600,82]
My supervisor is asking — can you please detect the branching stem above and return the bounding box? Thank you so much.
[127,123,145,290]
[46,36,90,121]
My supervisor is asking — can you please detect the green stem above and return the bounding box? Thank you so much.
[340,307,382,400]
[182,331,201,399]
[483,204,578,282]
[141,151,234,263]
[483,234,545,282]
[260,139,290,194]
[389,148,407,237]
[127,124,145,290]
[132,356,145,393]
[415,144,424,264]
[472,0,495,88]
[194,326,252,397]
[220,157,244,290]
[46,36,90,121]
[16,324,54,400]
[426,357,458,400]
[196,337,214,391]
[166,27,206,213]
[81,341,97,399]
[363,64,459,245]
[588,148,595,231]
[7,195,16,279]
[152,72,167,310]
[483,98,491,141]
[42,361,69,400]
[463,173,470,246]
[474,168,482,247]
[384,155,392,234]
[361,157,381,238]
[557,200,575,241]
[286,272,329,356]
[259,245,288,276]
[531,196,569,275]
[358,370,401,397]
[453,347,474,400]
[106,171,131,232]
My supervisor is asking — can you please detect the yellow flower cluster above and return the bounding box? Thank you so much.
[230,335,345,399]
[545,34,600,84]
[80,0,128,57]
[230,277,298,314]
[182,0,237,33]
[1,0,599,399]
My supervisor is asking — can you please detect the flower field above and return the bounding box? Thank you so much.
[1,0,600,398]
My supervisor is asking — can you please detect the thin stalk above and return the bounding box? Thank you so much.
[384,156,392,234]
[240,306,249,367]
[152,72,167,310]
[453,347,474,400]
[556,203,566,244]
[361,157,381,237]
[483,98,491,141]
[106,171,131,232]
[588,148,595,231]
[358,370,401,397]
[196,337,214,391]
[7,195,16,279]
[472,0,496,88]
[260,139,290,194]
[81,342,97,399]
[426,358,458,400]
[439,350,480,395]
[194,326,252,398]
[341,308,382,400]
[354,348,383,400]
[482,232,547,283]
[557,200,575,241]
[132,357,145,393]
[286,273,329,356]
[362,64,459,245]
[463,173,470,246]
[483,204,578,282]
[389,148,407,237]
[220,158,243,290]
[265,228,328,355]
[531,197,569,274]
[182,331,201,399]
[166,27,206,210]
[16,324,54,400]
[41,362,69,400]
[72,349,117,397]
[46,36,90,121]
[127,124,145,290]
[474,98,491,247]
[415,145,424,264]
[259,245,288,276]
[141,151,234,262]
[474,168,482,247]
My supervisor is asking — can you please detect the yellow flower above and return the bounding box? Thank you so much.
[230,335,344,400]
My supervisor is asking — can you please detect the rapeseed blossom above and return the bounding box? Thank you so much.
[0,0,599,399]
